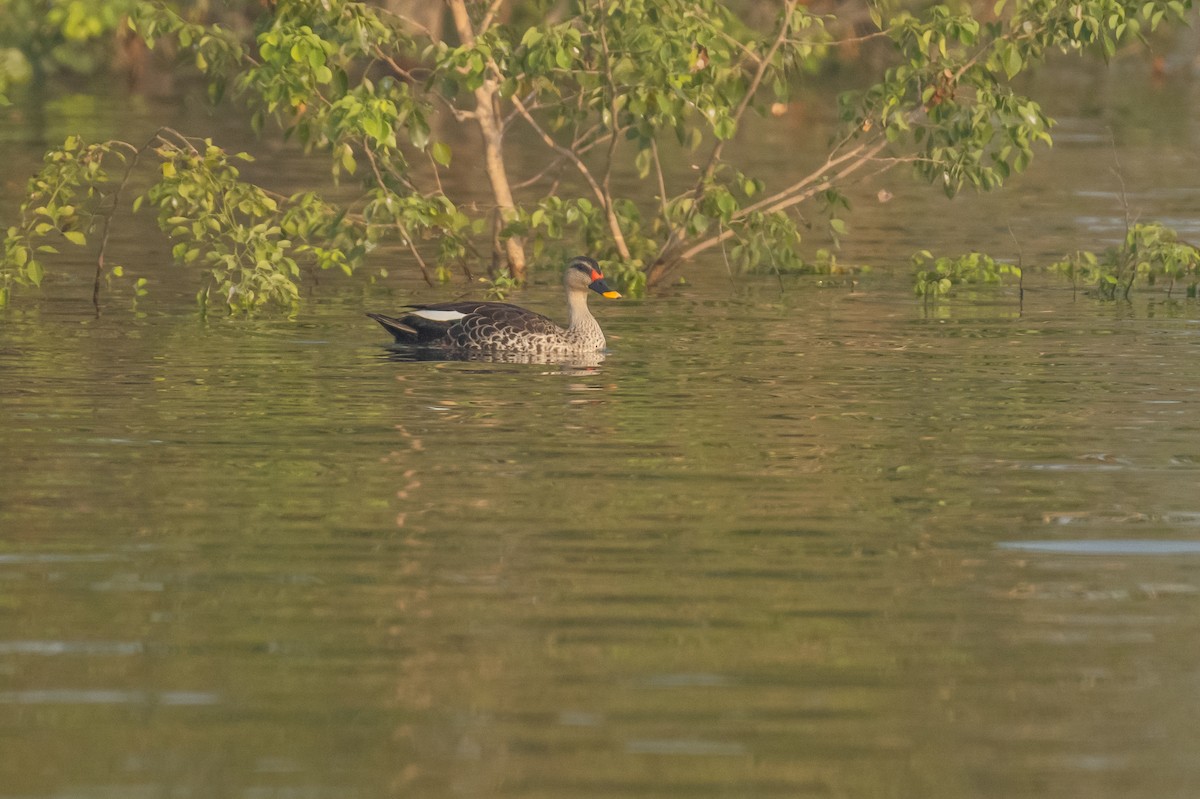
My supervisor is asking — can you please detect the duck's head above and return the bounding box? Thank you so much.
[565,256,622,299]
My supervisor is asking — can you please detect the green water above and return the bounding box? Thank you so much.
[4,66,1200,798]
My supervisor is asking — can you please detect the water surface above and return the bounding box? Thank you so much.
[3,64,1200,799]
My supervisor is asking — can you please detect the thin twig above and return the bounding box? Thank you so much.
[754,139,889,218]
[597,3,622,215]
[509,93,632,259]
[650,138,671,223]
[379,9,434,39]
[509,95,604,201]
[735,138,885,221]
[402,233,434,287]
[692,0,799,193]
[511,155,568,190]
[92,132,168,314]
[829,29,892,48]
[1007,222,1024,310]
[479,0,508,33]
[717,219,737,288]
[426,149,445,196]
[667,137,891,269]
[1107,127,1140,300]
[362,141,388,191]
[377,45,476,122]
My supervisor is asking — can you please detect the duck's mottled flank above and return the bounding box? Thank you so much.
[367,256,619,354]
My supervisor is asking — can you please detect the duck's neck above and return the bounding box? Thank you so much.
[565,288,604,347]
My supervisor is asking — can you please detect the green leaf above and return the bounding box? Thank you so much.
[1002,45,1022,79]
[362,116,385,141]
[409,118,430,150]
[26,259,45,286]
[713,116,736,140]
[63,231,87,246]
[432,141,452,167]
[634,148,652,179]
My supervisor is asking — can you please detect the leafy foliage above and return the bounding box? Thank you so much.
[1050,222,1200,300]
[912,249,1021,298]
[0,0,140,91]
[1,0,1194,312]
[3,135,112,307]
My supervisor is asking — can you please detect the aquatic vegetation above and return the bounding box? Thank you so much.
[1051,222,1200,300]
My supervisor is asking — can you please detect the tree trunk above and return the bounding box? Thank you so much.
[447,0,527,279]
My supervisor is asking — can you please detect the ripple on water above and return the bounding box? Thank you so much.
[0,690,219,705]
[997,540,1200,555]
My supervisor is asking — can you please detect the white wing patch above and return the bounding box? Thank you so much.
[411,309,468,322]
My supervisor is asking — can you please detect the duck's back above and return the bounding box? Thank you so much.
[371,301,568,350]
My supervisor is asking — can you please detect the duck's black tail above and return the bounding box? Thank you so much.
[366,312,419,343]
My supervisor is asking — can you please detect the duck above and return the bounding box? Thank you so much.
[367,256,621,355]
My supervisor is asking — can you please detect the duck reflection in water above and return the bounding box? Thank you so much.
[379,345,606,370]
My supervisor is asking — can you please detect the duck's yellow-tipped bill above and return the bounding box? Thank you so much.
[588,276,621,299]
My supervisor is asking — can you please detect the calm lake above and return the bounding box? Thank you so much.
[3,58,1200,798]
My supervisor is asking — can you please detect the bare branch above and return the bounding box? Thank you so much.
[597,3,622,214]
[448,0,527,276]
[692,0,800,193]
[425,150,446,196]
[377,8,434,39]
[670,137,891,268]
[479,0,508,33]
[403,235,435,287]
[731,138,878,222]
[501,90,538,130]
[92,136,153,314]
[650,138,671,224]
[829,29,892,49]
[509,93,632,259]
[750,138,889,218]
[511,155,568,190]
[507,97,591,178]
[375,46,477,123]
